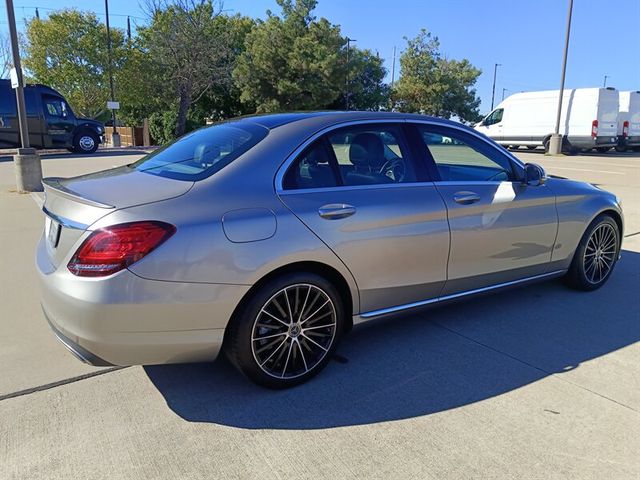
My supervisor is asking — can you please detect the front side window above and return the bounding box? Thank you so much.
[44,97,67,118]
[417,125,514,182]
[328,125,417,186]
[131,122,268,181]
[483,108,503,126]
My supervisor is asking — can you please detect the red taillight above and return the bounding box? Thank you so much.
[623,120,629,137]
[68,221,176,277]
[591,120,598,138]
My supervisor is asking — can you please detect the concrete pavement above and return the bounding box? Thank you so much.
[0,149,638,479]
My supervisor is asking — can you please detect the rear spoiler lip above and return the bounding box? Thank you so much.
[42,177,115,209]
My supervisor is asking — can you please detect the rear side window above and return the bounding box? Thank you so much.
[283,140,338,190]
[131,122,268,181]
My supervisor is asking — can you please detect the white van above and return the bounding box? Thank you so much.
[475,87,619,153]
[616,91,640,152]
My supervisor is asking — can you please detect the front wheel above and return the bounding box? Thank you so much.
[73,131,99,154]
[564,214,620,291]
[225,273,344,388]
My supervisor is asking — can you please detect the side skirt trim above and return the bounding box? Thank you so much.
[359,270,566,319]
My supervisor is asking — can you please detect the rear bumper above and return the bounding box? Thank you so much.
[36,235,250,366]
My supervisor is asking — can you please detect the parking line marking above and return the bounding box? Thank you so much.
[0,367,128,402]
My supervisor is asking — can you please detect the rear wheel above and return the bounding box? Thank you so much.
[73,131,99,154]
[614,144,627,153]
[225,272,344,388]
[564,214,620,291]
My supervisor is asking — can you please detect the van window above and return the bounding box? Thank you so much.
[43,96,68,118]
[131,121,268,181]
[0,88,17,115]
[484,108,503,126]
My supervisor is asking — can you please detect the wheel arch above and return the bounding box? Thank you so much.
[226,261,356,340]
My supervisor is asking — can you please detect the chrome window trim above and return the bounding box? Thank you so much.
[277,181,437,196]
[358,270,566,319]
[274,117,525,193]
[42,207,89,230]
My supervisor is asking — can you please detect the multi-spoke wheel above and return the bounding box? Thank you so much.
[565,214,620,291]
[225,273,344,388]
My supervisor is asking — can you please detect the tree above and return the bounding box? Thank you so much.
[139,0,233,136]
[393,29,482,123]
[23,10,129,119]
[1,33,11,79]
[330,47,389,111]
[233,0,345,112]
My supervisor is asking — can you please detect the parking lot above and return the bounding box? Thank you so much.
[1,148,638,479]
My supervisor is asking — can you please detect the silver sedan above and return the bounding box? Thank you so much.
[37,112,624,388]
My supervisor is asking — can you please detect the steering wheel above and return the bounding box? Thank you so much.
[379,158,407,182]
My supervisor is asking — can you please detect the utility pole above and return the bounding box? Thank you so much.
[105,0,120,147]
[127,16,131,41]
[35,7,39,19]
[490,63,502,110]
[603,75,609,87]
[549,0,574,155]
[390,46,396,86]
[5,0,42,192]
[345,37,356,110]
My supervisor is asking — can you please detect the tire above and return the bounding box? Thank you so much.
[595,147,610,153]
[614,144,627,153]
[225,272,345,388]
[73,131,99,154]
[543,137,551,153]
[564,214,620,291]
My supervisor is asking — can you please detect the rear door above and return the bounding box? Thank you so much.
[597,88,619,141]
[411,122,558,295]
[277,121,450,315]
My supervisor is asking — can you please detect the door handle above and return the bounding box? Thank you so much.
[453,192,481,205]
[318,204,356,220]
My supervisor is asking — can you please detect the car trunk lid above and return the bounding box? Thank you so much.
[41,166,193,268]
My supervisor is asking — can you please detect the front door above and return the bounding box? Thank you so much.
[412,123,558,295]
[278,123,450,314]
[42,94,75,148]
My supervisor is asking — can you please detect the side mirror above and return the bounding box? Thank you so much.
[524,163,546,186]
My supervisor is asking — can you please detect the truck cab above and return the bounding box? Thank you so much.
[0,80,104,153]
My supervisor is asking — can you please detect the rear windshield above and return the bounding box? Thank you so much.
[131,122,268,181]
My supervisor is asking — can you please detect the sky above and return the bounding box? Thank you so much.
[2,0,639,114]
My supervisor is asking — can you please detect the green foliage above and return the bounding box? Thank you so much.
[23,10,129,119]
[394,29,482,123]
[233,0,345,112]
[148,109,202,145]
[330,48,389,111]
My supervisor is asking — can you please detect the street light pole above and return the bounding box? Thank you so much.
[603,75,609,87]
[549,0,574,155]
[105,0,120,147]
[490,63,501,110]
[345,37,356,110]
[5,0,42,192]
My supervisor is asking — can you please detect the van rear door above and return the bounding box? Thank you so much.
[597,88,619,141]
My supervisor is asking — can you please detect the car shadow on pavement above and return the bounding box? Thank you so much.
[145,249,640,430]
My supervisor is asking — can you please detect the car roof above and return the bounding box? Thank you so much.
[234,110,469,131]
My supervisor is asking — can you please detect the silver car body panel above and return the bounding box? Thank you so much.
[36,111,624,366]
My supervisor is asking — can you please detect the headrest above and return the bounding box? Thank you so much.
[349,133,385,167]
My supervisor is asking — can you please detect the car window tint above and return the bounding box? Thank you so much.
[131,122,268,181]
[417,126,513,182]
[328,126,417,186]
[283,141,338,190]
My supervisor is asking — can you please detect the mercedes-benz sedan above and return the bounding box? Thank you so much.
[37,112,623,388]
